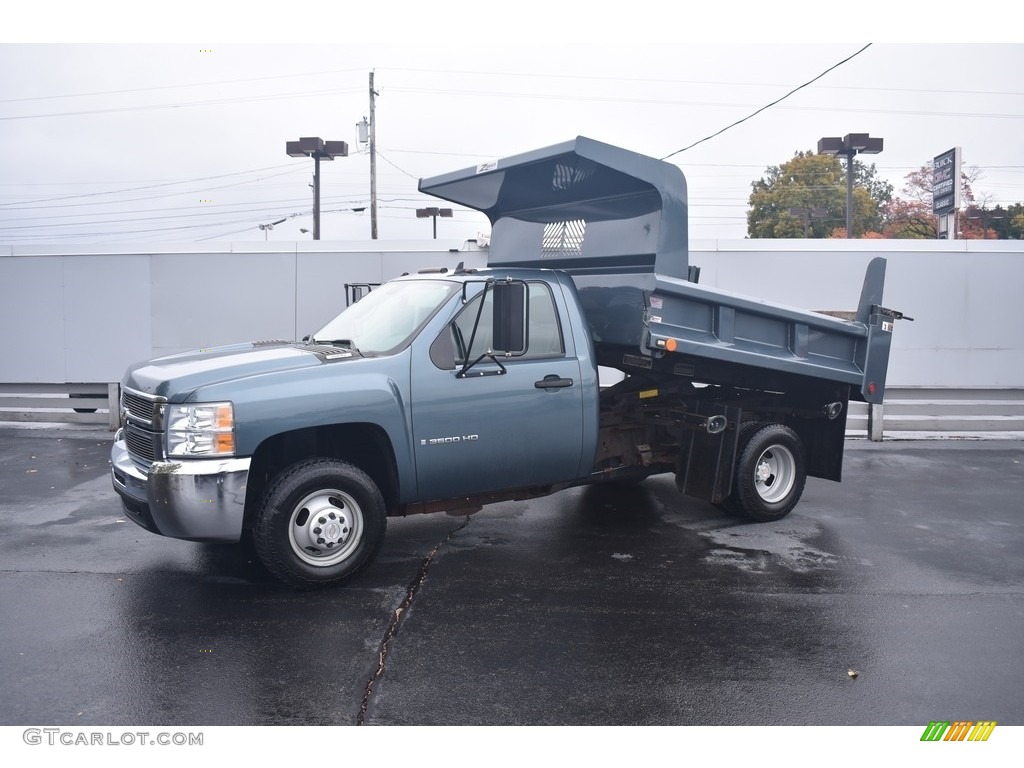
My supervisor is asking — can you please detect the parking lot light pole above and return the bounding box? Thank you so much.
[286,137,349,240]
[817,134,883,238]
[416,207,453,239]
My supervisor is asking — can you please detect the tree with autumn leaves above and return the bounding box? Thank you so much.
[746,151,1024,239]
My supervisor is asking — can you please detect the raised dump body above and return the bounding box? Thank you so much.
[419,135,896,405]
[110,136,906,590]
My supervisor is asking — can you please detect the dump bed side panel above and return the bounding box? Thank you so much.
[647,276,867,386]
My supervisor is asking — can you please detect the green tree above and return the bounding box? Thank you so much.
[747,151,892,238]
[1008,205,1024,239]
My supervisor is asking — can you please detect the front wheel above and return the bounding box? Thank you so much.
[253,458,387,589]
[732,423,806,522]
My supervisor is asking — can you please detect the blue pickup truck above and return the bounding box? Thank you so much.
[111,137,903,588]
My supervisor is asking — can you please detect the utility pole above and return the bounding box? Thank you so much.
[369,70,379,240]
[313,154,321,240]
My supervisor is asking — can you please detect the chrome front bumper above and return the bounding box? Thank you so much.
[110,429,251,542]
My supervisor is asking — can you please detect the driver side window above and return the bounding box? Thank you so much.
[431,282,565,369]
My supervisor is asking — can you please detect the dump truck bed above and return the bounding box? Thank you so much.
[576,262,891,403]
[419,136,894,404]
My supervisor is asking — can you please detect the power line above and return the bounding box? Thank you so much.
[0,199,479,240]
[1,211,297,240]
[381,65,1024,100]
[379,83,1024,121]
[374,149,418,179]
[0,163,299,207]
[0,193,444,232]
[8,82,1019,125]
[0,86,363,122]
[0,204,300,232]
[10,60,1021,108]
[0,168,308,213]
[661,44,875,160]
[1,194,374,221]
[0,67,366,105]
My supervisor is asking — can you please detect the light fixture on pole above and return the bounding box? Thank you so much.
[416,207,453,239]
[258,217,286,240]
[286,137,348,240]
[817,133,883,238]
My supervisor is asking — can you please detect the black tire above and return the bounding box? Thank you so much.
[732,423,806,522]
[253,458,387,589]
[712,422,764,516]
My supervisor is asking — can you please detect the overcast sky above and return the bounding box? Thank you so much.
[2,3,1022,246]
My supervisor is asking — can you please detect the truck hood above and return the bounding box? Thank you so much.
[123,340,356,400]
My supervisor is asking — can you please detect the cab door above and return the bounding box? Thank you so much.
[410,281,585,501]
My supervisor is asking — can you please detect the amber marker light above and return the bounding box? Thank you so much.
[666,338,678,352]
[216,433,236,454]
[216,404,234,430]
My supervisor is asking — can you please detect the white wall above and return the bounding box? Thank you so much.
[1,238,1020,388]
[690,239,1024,388]
[0,240,487,384]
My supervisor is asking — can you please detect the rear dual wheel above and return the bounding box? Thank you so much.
[720,423,806,522]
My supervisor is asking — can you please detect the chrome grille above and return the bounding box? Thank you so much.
[122,388,162,425]
[121,388,166,466]
[124,423,161,464]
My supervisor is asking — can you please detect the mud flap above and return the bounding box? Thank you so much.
[675,404,741,504]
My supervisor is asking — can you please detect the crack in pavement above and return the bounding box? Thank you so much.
[357,517,469,725]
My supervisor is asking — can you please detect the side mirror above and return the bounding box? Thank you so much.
[491,280,527,355]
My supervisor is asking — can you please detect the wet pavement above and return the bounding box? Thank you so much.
[1,426,1022,726]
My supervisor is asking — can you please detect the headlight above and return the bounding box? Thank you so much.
[165,402,236,457]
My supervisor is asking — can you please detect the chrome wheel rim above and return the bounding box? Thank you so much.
[287,488,364,567]
[753,444,796,504]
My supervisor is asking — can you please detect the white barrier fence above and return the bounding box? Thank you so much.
[845,388,1024,438]
[2,384,1021,440]
[0,383,119,429]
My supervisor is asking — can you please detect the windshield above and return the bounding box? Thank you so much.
[311,279,459,355]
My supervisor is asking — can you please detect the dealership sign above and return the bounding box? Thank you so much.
[933,147,962,215]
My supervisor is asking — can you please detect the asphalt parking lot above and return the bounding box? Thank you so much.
[0,426,1022,727]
